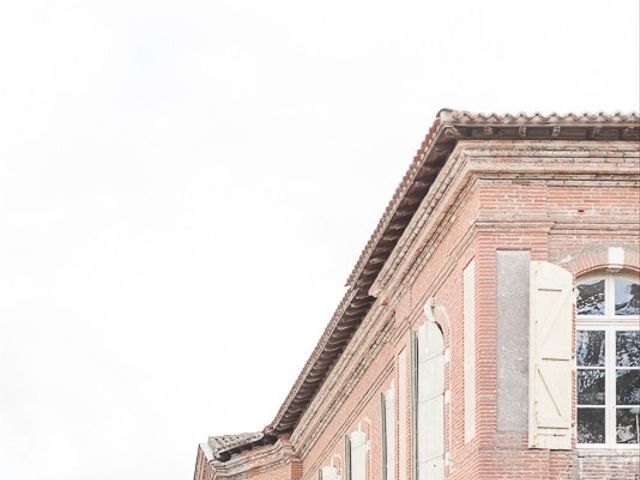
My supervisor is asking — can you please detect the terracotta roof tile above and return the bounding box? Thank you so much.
[207,432,265,460]
[443,110,639,125]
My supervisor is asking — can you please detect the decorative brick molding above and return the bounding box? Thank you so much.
[555,244,640,277]
[196,438,300,480]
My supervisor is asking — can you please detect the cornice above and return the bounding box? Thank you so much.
[290,303,394,455]
[370,145,475,301]
[206,438,297,479]
[372,141,640,303]
[297,356,395,479]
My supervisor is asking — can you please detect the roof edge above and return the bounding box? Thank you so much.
[203,109,640,461]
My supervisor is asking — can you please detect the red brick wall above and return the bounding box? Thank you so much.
[294,141,639,480]
[197,141,640,480]
[577,451,640,480]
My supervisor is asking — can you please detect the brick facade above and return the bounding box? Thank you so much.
[194,112,640,480]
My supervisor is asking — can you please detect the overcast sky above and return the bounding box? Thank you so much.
[0,1,638,479]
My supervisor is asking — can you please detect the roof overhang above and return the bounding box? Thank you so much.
[210,110,640,457]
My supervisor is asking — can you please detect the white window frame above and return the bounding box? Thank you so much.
[575,272,640,449]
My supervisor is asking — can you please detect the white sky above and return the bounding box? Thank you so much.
[0,1,638,478]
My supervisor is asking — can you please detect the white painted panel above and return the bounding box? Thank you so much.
[423,395,444,459]
[350,430,367,480]
[425,322,444,355]
[419,457,444,480]
[398,349,407,480]
[416,321,445,480]
[417,323,427,361]
[421,354,444,399]
[321,466,338,480]
[529,261,573,449]
[416,396,428,465]
[463,260,476,443]
[384,388,395,480]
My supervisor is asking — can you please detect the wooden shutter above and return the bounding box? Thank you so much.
[463,260,476,443]
[417,323,445,480]
[528,261,573,449]
[381,393,387,480]
[410,331,418,480]
[398,350,407,480]
[321,467,338,480]
[351,431,367,480]
[344,435,352,480]
[385,389,395,480]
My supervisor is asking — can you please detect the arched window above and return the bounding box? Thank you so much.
[413,321,445,480]
[576,273,640,446]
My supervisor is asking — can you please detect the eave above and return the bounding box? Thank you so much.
[209,109,640,456]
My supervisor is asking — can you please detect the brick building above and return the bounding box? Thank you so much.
[194,111,640,480]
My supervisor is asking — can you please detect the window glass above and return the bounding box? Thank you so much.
[578,370,606,404]
[577,279,605,315]
[577,330,605,366]
[615,279,640,315]
[616,331,640,367]
[616,370,640,405]
[616,408,639,444]
[615,327,640,443]
[577,408,605,444]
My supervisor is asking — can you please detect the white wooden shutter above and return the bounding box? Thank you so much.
[381,393,387,480]
[463,260,476,444]
[417,322,445,480]
[384,388,395,480]
[321,466,338,480]
[410,332,418,480]
[398,349,407,480]
[528,261,573,449]
[350,430,367,480]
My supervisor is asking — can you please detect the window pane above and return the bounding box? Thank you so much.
[578,370,606,404]
[577,330,605,367]
[615,278,640,315]
[577,408,605,443]
[616,369,640,405]
[616,331,640,367]
[616,408,640,444]
[576,279,605,315]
